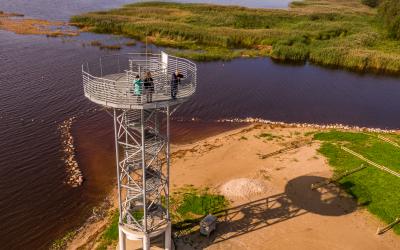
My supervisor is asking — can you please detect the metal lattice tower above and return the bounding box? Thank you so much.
[81,52,197,249]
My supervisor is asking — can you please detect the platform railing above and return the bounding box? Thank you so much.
[82,53,197,109]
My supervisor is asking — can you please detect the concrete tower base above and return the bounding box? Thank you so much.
[117,222,172,250]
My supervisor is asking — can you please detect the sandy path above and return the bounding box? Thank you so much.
[171,124,400,250]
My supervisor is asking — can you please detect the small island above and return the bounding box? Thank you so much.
[0,10,78,37]
[71,0,400,73]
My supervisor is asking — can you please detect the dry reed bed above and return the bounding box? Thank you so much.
[0,10,78,36]
[71,0,400,73]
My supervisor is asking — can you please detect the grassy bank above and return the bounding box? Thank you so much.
[314,131,400,234]
[96,211,119,250]
[70,0,400,73]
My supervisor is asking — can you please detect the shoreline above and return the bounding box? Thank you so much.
[64,121,400,249]
[215,117,400,133]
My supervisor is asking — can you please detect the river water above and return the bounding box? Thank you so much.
[0,0,400,249]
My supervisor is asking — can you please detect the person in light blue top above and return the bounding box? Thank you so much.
[133,75,143,103]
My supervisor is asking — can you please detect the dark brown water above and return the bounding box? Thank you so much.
[181,59,400,129]
[1,0,400,249]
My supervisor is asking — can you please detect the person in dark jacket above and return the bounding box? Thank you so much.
[171,70,183,99]
[143,71,154,103]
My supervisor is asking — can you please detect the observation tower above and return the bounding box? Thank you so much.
[81,52,197,249]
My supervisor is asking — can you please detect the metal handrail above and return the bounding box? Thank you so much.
[82,52,197,109]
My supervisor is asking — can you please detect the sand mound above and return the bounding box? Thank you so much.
[220,178,266,199]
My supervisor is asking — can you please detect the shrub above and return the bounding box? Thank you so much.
[361,0,379,8]
[379,0,400,38]
[271,43,309,62]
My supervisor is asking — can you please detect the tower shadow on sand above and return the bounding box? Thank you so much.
[174,175,358,249]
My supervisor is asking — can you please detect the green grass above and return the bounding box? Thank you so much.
[50,231,76,250]
[170,186,228,235]
[378,0,400,39]
[256,132,282,141]
[96,211,119,250]
[71,0,400,73]
[171,186,228,221]
[177,192,226,216]
[314,130,400,234]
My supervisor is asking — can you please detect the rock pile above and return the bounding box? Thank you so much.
[59,117,83,187]
[217,117,398,134]
[87,197,112,223]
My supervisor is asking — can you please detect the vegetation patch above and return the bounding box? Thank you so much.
[0,10,78,36]
[171,185,228,235]
[89,40,121,50]
[314,130,400,234]
[71,1,400,73]
[99,44,121,50]
[95,210,119,250]
[125,40,136,46]
[378,0,400,39]
[255,132,282,141]
[361,0,379,8]
[50,231,77,250]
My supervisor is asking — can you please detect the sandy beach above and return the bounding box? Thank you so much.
[69,123,400,249]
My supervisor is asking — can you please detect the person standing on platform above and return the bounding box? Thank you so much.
[133,75,143,103]
[171,70,183,99]
[144,71,154,103]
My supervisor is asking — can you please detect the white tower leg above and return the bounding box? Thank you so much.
[118,226,126,250]
[143,234,150,250]
[165,222,172,250]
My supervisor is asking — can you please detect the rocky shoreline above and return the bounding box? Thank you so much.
[216,117,399,134]
[59,117,84,188]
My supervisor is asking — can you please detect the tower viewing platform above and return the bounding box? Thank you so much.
[82,52,197,110]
